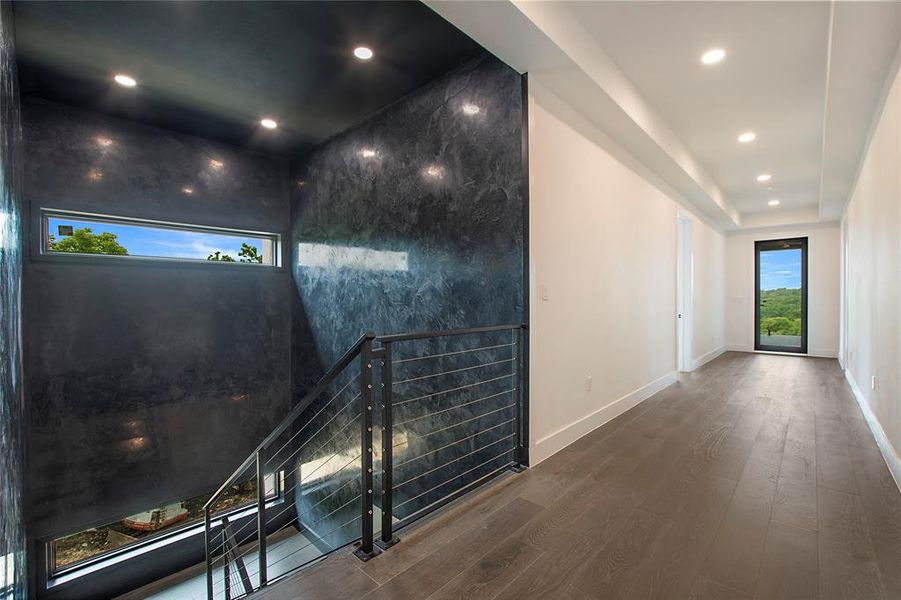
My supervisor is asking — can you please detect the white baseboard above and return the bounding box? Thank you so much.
[692,346,726,371]
[845,369,901,494]
[530,371,678,465]
[724,345,838,359]
[810,347,839,358]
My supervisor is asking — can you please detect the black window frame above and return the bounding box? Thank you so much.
[754,236,808,354]
[45,471,285,580]
[39,207,282,268]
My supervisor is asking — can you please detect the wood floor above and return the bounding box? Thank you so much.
[253,352,901,600]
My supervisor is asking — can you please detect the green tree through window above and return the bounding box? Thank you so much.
[49,228,129,255]
[207,243,263,263]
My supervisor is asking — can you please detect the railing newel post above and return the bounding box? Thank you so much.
[511,326,526,472]
[355,332,379,561]
[205,509,214,600]
[376,340,400,550]
[222,528,231,600]
[256,448,268,589]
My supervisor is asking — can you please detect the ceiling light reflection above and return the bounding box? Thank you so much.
[87,169,103,182]
[208,159,224,170]
[424,165,445,179]
[95,136,113,147]
[756,173,772,182]
[359,148,377,158]
[181,187,194,195]
[298,243,408,272]
[768,199,780,206]
[114,74,137,87]
[462,103,481,116]
[737,132,756,143]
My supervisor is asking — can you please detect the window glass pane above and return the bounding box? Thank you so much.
[51,473,281,573]
[758,247,803,350]
[44,212,277,265]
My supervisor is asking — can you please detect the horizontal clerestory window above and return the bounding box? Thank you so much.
[40,209,281,266]
[48,472,284,575]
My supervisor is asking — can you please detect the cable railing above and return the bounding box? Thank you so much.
[203,325,526,599]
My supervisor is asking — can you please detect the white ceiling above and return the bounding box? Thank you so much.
[429,0,901,229]
[567,2,830,217]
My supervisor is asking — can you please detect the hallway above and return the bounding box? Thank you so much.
[257,352,901,600]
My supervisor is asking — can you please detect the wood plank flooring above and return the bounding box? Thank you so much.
[252,352,901,600]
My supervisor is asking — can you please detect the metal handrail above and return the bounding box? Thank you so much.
[204,324,526,600]
[377,323,524,343]
[203,332,372,511]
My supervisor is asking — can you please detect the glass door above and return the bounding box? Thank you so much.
[755,237,807,353]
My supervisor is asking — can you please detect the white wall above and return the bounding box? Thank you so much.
[842,57,901,486]
[528,78,726,464]
[692,219,726,367]
[724,225,840,358]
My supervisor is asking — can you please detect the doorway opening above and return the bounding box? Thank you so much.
[677,214,693,371]
[755,237,808,354]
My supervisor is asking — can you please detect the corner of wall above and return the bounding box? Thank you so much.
[529,370,677,465]
[692,346,726,371]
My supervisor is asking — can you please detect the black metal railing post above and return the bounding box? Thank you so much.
[223,527,231,600]
[355,333,379,561]
[256,448,267,588]
[512,326,526,471]
[377,341,399,550]
[205,511,214,600]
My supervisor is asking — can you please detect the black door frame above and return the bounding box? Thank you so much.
[754,237,808,354]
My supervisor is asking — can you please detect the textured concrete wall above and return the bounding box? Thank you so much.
[21,99,296,539]
[291,54,525,520]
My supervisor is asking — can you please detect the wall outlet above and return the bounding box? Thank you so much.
[585,376,592,392]
[540,283,549,301]
[871,375,877,391]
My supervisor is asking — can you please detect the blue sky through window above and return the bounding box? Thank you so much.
[759,248,801,290]
[48,217,267,261]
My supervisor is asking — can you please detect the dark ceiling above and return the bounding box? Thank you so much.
[12,0,485,157]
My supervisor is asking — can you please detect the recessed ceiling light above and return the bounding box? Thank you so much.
[757,173,772,182]
[737,132,756,143]
[768,199,781,206]
[114,74,137,88]
[701,48,726,65]
[260,118,278,130]
[354,46,374,60]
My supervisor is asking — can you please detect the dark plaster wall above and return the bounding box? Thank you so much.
[290,54,524,520]
[0,2,26,598]
[21,99,296,540]
[291,53,524,367]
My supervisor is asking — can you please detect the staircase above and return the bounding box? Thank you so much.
[202,325,527,599]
